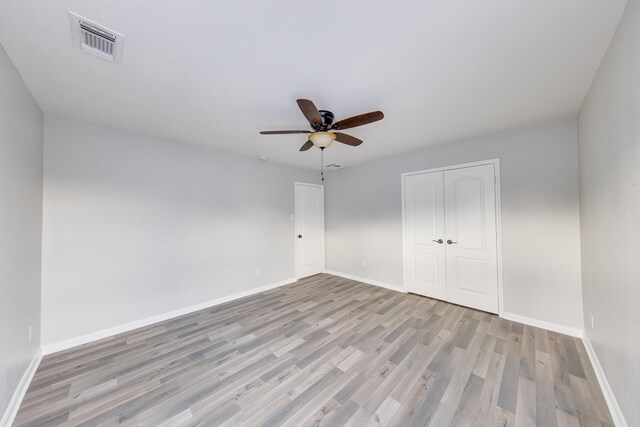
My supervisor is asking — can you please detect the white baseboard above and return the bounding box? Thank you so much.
[41,278,297,355]
[324,270,407,293]
[500,312,583,338]
[0,350,42,427]
[582,336,628,427]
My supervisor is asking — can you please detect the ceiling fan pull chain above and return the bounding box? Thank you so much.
[320,148,325,181]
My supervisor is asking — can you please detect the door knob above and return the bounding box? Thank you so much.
[447,239,457,245]
[432,239,443,244]
[298,235,302,238]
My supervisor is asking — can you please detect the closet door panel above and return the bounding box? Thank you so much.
[444,164,499,313]
[403,172,446,299]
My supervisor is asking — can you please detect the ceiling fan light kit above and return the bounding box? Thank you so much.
[260,99,384,180]
[308,131,336,148]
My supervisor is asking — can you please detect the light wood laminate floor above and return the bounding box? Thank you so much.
[15,274,613,426]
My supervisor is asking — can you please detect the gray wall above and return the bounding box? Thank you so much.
[0,45,43,418]
[578,0,639,424]
[326,118,584,330]
[41,116,320,347]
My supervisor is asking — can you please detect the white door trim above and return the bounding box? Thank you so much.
[401,159,504,316]
[294,182,325,279]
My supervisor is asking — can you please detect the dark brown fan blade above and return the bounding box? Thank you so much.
[334,132,363,146]
[296,99,323,128]
[299,140,314,151]
[332,111,384,130]
[260,130,311,135]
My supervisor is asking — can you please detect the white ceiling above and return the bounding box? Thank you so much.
[0,0,627,170]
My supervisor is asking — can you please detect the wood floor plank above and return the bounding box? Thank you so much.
[475,351,507,427]
[497,328,523,414]
[13,274,613,426]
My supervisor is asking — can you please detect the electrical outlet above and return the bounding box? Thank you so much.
[28,326,32,341]
[590,314,595,328]
[290,214,294,221]
[362,261,367,268]
[254,268,260,277]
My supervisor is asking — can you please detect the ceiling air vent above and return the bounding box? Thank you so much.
[69,12,124,63]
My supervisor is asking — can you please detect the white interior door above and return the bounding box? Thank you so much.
[403,172,447,300]
[295,183,324,279]
[443,164,498,313]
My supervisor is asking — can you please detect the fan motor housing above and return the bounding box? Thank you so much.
[318,110,334,130]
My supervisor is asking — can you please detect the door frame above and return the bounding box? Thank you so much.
[401,159,505,316]
[294,182,325,280]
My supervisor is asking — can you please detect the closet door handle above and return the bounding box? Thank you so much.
[447,239,457,245]
[432,239,443,244]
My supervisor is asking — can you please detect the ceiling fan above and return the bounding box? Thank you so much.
[259,99,384,180]
[260,99,384,151]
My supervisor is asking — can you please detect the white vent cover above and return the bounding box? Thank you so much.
[69,12,124,63]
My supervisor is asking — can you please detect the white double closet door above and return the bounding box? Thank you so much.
[403,163,499,313]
